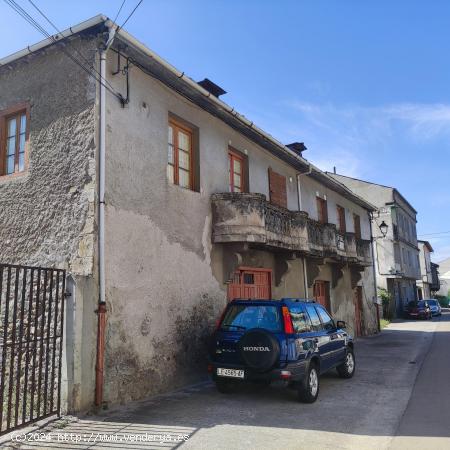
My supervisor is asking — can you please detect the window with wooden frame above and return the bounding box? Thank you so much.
[0,104,29,177]
[167,119,194,190]
[353,213,361,239]
[337,205,346,232]
[316,196,328,224]
[228,150,244,193]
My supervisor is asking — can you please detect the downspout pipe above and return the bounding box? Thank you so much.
[95,48,107,408]
[95,25,116,408]
[296,166,312,298]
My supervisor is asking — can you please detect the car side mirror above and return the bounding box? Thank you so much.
[336,320,346,329]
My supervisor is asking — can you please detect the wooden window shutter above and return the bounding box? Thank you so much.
[316,197,328,224]
[268,168,287,208]
[337,205,346,232]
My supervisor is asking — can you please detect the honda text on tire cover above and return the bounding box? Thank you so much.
[208,298,355,402]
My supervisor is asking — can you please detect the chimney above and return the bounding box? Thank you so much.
[197,78,227,98]
[286,142,307,157]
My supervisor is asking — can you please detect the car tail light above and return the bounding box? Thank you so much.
[215,306,228,331]
[280,370,292,380]
[207,364,213,373]
[282,306,294,334]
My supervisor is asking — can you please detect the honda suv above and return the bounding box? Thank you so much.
[208,299,355,403]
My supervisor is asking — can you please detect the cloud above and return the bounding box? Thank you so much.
[268,99,450,178]
[287,100,450,141]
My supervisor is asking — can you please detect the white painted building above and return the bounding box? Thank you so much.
[417,240,433,299]
[329,174,421,318]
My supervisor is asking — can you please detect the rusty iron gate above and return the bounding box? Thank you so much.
[0,264,66,435]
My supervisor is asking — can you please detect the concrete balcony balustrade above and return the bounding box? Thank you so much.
[211,193,373,266]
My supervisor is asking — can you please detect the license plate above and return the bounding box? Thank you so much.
[217,368,244,379]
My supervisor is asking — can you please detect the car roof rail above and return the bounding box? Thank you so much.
[281,298,316,303]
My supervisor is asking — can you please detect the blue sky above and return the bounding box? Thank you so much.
[1,0,449,261]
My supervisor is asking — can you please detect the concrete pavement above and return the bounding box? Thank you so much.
[3,312,449,450]
[389,311,450,450]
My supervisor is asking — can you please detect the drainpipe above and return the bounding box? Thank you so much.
[368,212,381,332]
[297,166,312,298]
[95,25,117,408]
[95,48,107,408]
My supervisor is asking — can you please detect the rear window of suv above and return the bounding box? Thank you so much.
[221,304,281,331]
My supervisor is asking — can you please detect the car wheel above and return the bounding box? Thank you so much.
[215,379,236,394]
[337,348,356,379]
[298,363,320,403]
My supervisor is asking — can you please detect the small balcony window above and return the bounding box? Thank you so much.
[229,150,244,193]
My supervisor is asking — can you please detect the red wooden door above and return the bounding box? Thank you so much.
[313,280,330,311]
[227,268,271,301]
[354,286,363,336]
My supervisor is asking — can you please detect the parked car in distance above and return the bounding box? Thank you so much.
[426,299,442,316]
[404,300,432,320]
[208,298,355,403]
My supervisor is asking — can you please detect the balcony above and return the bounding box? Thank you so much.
[211,193,372,266]
[356,239,372,265]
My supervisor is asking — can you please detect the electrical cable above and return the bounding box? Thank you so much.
[3,0,121,100]
[26,0,118,93]
[419,231,450,237]
[118,0,143,30]
[113,0,127,24]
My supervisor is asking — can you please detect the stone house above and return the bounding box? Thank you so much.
[416,240,434,299]
[330,174,421,318]
[0,15,378,413]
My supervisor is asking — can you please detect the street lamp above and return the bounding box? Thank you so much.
[379,221,388,237]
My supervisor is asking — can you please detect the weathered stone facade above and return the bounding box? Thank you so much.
[0,33,100,412]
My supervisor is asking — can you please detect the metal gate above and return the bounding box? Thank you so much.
[0,264,65,435]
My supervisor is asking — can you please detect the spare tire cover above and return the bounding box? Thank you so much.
[238,328,280,372]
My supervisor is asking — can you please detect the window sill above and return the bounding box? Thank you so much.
[167,181,201,195]
[0,171,29,183]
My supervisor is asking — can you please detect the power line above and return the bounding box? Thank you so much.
[3,0,121,100]
[419,231,450,237]
[26,0,118,94]
[113,0,127,24]
[27,0,58,32]
[119,0,143,30]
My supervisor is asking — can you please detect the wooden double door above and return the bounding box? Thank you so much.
[227,267,272,301]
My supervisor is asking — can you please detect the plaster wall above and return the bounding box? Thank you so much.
[299,175,371,239]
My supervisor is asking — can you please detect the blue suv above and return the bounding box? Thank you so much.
[208,299,355,403]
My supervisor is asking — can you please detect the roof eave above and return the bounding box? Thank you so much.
[0,14,107,67]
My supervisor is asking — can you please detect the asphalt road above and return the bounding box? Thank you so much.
[3,311,449,450]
